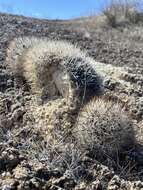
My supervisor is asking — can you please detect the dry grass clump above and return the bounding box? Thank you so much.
[103,0,142,27]
[18,121,84,182]
[73,98,136,160]
[6,37,103,105]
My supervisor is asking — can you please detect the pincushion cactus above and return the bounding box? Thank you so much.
[73,98,135,159]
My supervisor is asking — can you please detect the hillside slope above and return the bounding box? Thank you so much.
[0,13,143,189]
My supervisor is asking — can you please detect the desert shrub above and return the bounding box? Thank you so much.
[73,98,136,161]
[103,0,142,27]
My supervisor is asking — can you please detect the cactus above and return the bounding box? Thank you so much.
[73,98,135,159]
[6,36,103,105]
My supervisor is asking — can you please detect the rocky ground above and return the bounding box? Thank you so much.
[0,13,143,189]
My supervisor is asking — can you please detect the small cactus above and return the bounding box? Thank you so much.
[73,98,135,159]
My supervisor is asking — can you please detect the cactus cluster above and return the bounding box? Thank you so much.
[6,36,136,161]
